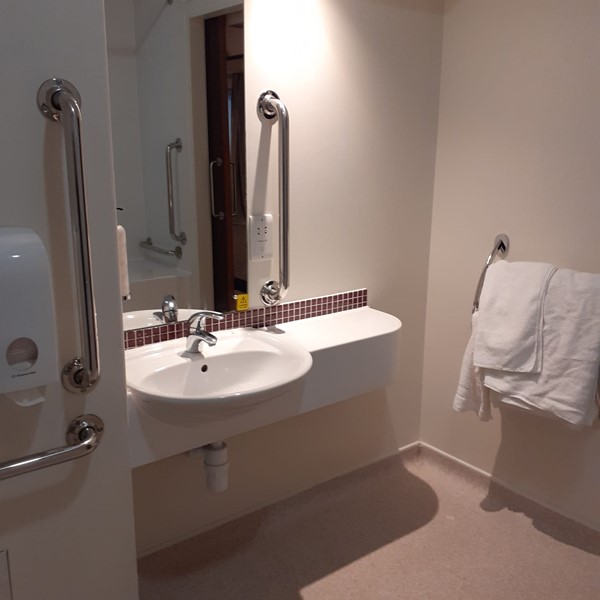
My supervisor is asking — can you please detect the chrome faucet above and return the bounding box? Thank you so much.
[162,295,178,323]
[186,310,224,353]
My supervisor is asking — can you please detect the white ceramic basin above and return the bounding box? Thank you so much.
[123,308,198,331]
[126,328,312,424]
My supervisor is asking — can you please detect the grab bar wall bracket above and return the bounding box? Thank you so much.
[37,78,100,393]
[257,90,290,306]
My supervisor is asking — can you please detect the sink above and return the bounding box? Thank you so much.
[126,328,312,425]
[123,308,197,330]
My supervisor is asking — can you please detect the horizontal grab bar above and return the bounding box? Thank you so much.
[140,236,182,259]
[0,415,104,481]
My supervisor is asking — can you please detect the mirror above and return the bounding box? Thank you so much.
[204,9,247,311]
[104,0,246,319]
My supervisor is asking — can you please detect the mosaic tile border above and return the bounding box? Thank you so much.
[124,288,367,350]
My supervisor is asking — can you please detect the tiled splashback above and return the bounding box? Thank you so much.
[124,289,367,350]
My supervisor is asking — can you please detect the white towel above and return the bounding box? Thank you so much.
[473,261,556,373]
[453,311,492,421]
[117,225,130,301]
[483,268,600,427]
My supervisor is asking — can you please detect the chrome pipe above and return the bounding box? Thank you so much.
[0,415,104,481]
[37,78,100,393]
[166,138,186,245]
[257,90,289,306]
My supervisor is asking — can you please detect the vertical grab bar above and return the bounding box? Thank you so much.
[257,90,290,306]
[209,159,237,221]
[37,78,100,393]
[209,158,225,220]
[166,138,186,245]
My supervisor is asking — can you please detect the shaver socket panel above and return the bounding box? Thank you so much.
[249,214,273,261]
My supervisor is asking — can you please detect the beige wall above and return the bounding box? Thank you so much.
[133,0,443,555]
[0,1,139,597]
[421,0,600,529]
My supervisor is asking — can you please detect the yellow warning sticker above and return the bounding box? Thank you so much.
[235,294,249,311]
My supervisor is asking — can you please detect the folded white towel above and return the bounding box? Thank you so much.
[453,311,491,421]
[483,268,600,427]
[474,261,556,373]
[117,225,130,301]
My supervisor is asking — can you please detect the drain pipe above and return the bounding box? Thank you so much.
[188,442,229,492]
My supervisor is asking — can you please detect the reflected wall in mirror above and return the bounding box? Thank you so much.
[204,10,247,311]
[104,0,246,319]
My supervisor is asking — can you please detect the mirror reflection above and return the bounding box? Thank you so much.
[104,0,246,320]
[205,10,247,311]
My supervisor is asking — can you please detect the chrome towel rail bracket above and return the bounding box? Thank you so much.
[37,78,100,393]
[257,90,290,306]
[0,414,104,481]
[472,233,510,313]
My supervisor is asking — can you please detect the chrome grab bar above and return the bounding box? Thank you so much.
[166,138,186,245]
[37,78,100,393]
[209,159,238,220]
[257,90,289,306]
[209,158,225,220]
[139,236,182,259]
[230,161,238,217]
[0,415,104,481]
[472,233,510,313]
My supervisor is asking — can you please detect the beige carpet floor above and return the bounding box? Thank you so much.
[138,447,600,599]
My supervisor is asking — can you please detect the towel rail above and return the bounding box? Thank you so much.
[472,234,510,313]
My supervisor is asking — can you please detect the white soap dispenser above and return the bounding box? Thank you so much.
[0,228,58,405]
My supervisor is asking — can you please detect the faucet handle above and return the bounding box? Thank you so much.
[188,310,224,333]
[162,295,178,323]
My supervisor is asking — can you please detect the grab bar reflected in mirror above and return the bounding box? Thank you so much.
[37,78,100,393]
[257,90,289,306]
[139,236,182,259]
[230,161,238,217]
[166,138,187,245]
[209,158,238,221]
[209,158,225,220]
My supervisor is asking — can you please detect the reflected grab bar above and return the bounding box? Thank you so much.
[257,90,289,306]
[139,236,182,259]
[472,233,510,313]
[0,415,104,481]
[209,158,225,220]
[37,78,100,393]
[166,138,186,245]
[209,158,237,221]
